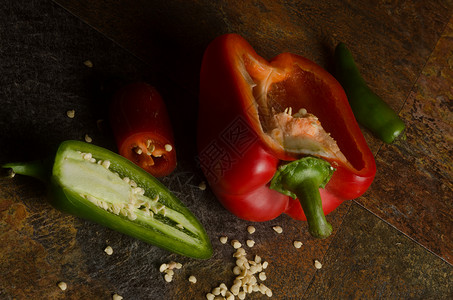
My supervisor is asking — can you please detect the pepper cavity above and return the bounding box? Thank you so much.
[109,83,177,177]
[59,148,197,233]
[131,139,173,168]
[243,52,351,165]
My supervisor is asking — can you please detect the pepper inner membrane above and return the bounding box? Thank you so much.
[243,54,365,170]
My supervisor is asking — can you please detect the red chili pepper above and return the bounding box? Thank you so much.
[110,82,176,177]
[197,34,376,238]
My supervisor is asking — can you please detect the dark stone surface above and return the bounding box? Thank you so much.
[304,203,453,298]
[358,20,453,264]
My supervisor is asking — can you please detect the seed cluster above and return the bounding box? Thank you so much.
[207,225,274,300]
[206,245,272,299]
[133,139,173,166]
[77,152,167,221]
[159,261,183,282]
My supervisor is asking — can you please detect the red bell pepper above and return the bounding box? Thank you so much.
[110,82,176,177]
[197,34,376,238]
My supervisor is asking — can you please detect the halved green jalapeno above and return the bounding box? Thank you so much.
[2,140,212,259]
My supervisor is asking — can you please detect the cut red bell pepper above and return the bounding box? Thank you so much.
[110,82,176,177]
[197,34,376,238]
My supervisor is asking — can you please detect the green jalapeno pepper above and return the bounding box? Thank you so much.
[334,42,406,143]
[2,140,212,259]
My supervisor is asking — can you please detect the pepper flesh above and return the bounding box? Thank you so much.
[3,140,212,259]
[110,82,177,177]
[197,34,376,230]
[334,43,406,143]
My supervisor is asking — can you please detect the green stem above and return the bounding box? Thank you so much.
[270,156,334,239]
[293,179,332,238]
[2,159,52,183]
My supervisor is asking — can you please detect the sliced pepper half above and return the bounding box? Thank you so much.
[3,140,212,259]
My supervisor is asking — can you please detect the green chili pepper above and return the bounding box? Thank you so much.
[2,140,212,259]
[334,42,406,143]
[270,157,335,239]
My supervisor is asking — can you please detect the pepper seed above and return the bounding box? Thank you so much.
[198,181,207,190]
[314,259,323,269]
[293,241,303,248]
[57,281,67,291]
[247,226,256,234]
[219,236,228,244]
[112,294,123,300]
[104,246,113,255]
[272,226,283,233]
[164,274,173,282]
[66,110,75,118]
[246,239,255,248]
[159,263,168,272]
[83,60,93,68]
[206,293,215,300]
[231,240,242,249]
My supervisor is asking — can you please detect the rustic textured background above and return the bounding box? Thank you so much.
[0,0,452,299]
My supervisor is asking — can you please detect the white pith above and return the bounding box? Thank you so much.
[57,149,199,240]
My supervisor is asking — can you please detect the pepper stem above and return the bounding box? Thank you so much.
[2,159,52,183]
[270,156,334,239]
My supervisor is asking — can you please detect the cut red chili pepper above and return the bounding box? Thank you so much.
[197,34,376,238]
[110,82,176,177]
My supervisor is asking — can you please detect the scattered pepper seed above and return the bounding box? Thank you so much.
[246,239,255,248]
[7,169,16,178]
[198,181,207,190]
[247,225,256,234]
[314,259,323,269]
[164,144,173,152]
[293,241,303,248]
[66,109,75,118]
[206,293,215,300]
[112,294,123,300]
[188,275,197,283]
[272,225,283,233]
[104,246,113,255]
[85,134,92,143]
[83,60,93,68]
[219,236,228,244]
[159,263,168,272]
[231,240,242,249]
[57,281,67,291]
[164,273,173,282]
